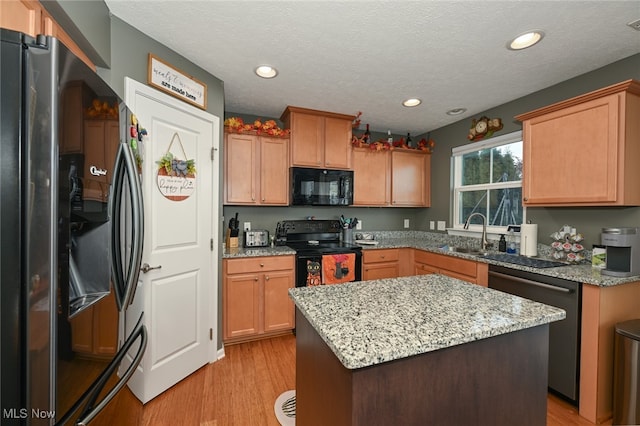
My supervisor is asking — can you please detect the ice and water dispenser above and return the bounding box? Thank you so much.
[601,227,640,277]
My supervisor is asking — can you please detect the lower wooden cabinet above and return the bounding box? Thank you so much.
[70,289,118,357]
[414,250,488,286]
[362,249,400,280]
[223,255,295,343]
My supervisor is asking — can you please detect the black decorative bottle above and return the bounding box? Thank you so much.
[363,124,371,144]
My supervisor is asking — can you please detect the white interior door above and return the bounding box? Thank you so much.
[122,78,219,403]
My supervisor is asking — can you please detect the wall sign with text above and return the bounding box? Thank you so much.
[148,54,207,110]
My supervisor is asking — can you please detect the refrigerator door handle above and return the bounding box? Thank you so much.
[122,141,144,308]
[109,142,144,311]
[54,313,147,426]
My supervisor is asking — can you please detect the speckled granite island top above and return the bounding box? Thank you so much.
[289,274,566,370]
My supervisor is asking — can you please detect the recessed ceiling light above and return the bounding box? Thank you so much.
[446,108,467,116]
[508,30,544,50]
[402,98,422,107]
[255,65,278,79]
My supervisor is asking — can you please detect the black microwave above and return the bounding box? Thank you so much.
[291,167,353,206]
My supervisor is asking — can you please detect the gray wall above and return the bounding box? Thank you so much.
[421,53,640,250]
[49,2,227,348]
[226,54,640,248]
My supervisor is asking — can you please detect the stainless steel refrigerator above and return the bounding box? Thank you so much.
[1,29,147,425]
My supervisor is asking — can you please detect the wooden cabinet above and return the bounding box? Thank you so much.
[0,0,41,37]
[353,148,390,206]
[280,106,354,169]
[414,250,488,286]
[83,119,119,202]
[391,149,430,207]
[224,132,289,205]
[1,0,95,70]
[362,249,400,280]
[516,79,640,206]
[223,255,295,343]
[353,148,430,207]
[70,290,118,357]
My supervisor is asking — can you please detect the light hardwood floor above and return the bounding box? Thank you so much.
[89,333,605,425]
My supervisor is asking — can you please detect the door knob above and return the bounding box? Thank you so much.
[140,263,162,273]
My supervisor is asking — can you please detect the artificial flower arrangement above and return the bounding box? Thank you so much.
[350,111,435,152]
[351,133,435,153]
[224,117,290,137]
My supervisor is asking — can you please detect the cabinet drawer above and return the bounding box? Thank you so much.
[414,250,476,278]
[225,255,294,274]
[363,249,400,264]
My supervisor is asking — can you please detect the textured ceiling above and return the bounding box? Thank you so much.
[104,1,640,135]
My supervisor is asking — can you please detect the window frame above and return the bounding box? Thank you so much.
[450,130,525,237]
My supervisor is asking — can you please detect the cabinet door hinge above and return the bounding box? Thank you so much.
[210,238,214,251]
[211,147,217,160]
[209,328,213,341]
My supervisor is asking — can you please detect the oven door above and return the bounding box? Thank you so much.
[295,251,362,287]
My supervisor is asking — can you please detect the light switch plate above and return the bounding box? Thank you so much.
[429,221,435,230]
[356,220,362,230]
[243,222,251,231]
[404,219,410,228]
[437,220,446,231]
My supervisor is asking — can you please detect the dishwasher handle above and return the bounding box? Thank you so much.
[489,270,573,294]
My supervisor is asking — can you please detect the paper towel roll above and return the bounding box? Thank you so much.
[521,223,538,257]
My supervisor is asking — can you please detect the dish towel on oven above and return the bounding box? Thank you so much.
[322,254,355,284]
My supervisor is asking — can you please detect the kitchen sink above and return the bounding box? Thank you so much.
[447,246,488,256]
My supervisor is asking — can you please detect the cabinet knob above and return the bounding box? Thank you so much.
[265,276,270,281]
[380,255,385,259]
[523,197,528,201]
[260,263,264,267]
[254,277,259,281]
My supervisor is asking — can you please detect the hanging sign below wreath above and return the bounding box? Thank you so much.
[156,133,196,201]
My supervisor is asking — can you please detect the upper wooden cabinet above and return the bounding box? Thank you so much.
[280,106,354,170]
[0,0,41,37]
[516,79,640,206]
[391,150,431,207]
[353,148,390,206]
[224,132,289,205]
[353,148,431,207]
[1,0,95,70]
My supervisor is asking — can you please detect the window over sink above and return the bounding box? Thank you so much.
[451,131,525,235]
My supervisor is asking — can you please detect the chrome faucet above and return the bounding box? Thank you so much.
[464,213,491,251]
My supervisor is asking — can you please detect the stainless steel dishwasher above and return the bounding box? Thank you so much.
[488,264,582,403]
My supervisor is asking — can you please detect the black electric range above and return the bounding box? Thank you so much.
[276,219,362,286]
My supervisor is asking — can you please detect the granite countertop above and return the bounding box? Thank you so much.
[221,232,640,287]
[222,245,296,258]
[289,274,566,370]
[360,236,639,287]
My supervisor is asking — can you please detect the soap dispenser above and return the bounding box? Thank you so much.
[506,230,517,254]
[498,234,507,252]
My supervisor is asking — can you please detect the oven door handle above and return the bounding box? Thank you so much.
[488,271,573,294]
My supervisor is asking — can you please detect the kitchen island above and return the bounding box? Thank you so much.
[289,274,566,426]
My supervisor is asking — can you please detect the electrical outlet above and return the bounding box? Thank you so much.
[437,220,446,231]
[356,220,362,230]
[429,221,435,230]
[243,222,251,231]
[404,219,410,229]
